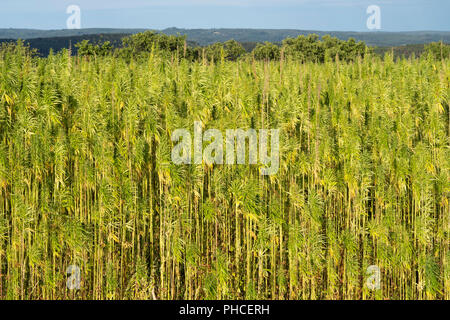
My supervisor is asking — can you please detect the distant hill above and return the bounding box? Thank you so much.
[0,28,147,40]
[162,28,450,47]
[1,28,449,47]
[1,28,449,58]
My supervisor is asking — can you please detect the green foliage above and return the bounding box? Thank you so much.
[424,41,450,60]
[252,42,281,61]
[279,34,368,63]
[75,40,113,57]
[373,44,427,59]
[222,40,247,61]
[0,39,37,59]
[71,31,370,63]
[0,41,448,300]
[119,30,193,60]
[200,39,246,62]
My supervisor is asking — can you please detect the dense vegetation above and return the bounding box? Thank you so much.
[425,42,450,61]
[253,35,368,62]
[374,42,450,60]
[74,31,371,63]
[74,32,450,64]
[0,39,449,300]
[373,44,427,60]
[2,30,449,59]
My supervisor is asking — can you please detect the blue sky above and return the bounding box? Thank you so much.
[1,0,449,31]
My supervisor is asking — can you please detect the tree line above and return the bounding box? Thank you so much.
[75,31,450,62]
[75,31,375,62]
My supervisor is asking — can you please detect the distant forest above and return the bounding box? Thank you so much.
[1,28,450,46]
[0,28,449,59]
